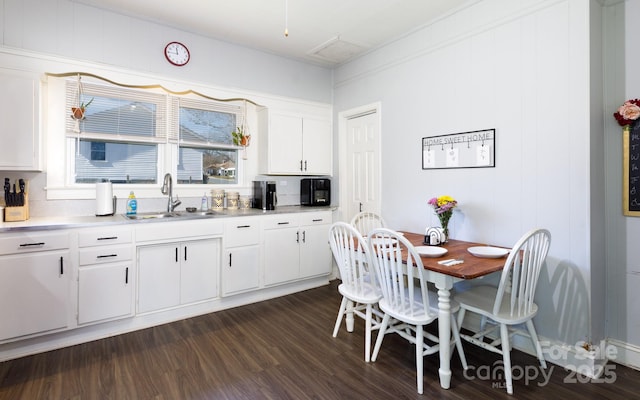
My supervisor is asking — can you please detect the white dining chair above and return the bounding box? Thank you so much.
[368,228,468,394]
[350,211,387,237]
[328,222,382,362]
[455,228,551,395]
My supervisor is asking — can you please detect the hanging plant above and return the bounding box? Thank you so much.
[232,126,251,147]
[71,97,94,120]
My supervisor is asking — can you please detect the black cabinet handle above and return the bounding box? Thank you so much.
[125,267,129,284]
[175,247,178,262]
[304,160,308,171]
[277,221,290,225]
[302,230,306,243]
[296,231,300,243]
[60,256,64,275]
[237,225,251,228]
[184,246,187,261]
[19,242,45,247]
[97,254,118,259]
[300,160,303,171]
[97,236,118,241]
[312,219,323,222]
[229,253,232,267]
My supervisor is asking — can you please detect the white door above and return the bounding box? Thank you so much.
[345,111,381,222]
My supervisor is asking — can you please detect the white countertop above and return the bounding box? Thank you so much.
[0,205,336,232]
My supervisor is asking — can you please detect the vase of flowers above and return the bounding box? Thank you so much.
[428,195,458,242]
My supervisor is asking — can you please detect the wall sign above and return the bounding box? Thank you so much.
[422,129,495,169]
[623,123,640,216]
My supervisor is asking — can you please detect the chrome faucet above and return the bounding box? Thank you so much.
[161,173,181,212]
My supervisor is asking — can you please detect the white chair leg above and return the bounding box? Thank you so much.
[500,323,513,395]
[416,324,424,395]
[332,297,348,337]
[456,308,466,331]
[526,320,547,369]
[478,315,488,341]
[364,304,372,362]
[346,300,355,332]
[371,314,391,362]
[450,315,468,370]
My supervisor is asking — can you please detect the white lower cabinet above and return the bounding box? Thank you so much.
[77,227,134,325]
[0,232,72,342]
[263,211,332,286]
[138,238,221,313]
[222,218,261,296]
[78,263,132,324]
[299,214,333,278]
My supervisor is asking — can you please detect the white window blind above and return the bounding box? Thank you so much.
[65,81,167,143]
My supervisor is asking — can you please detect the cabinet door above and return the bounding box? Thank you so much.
[0,251,71,341]
[299,223,332,278]
[302,118,332,175]
[78,262,133,324]
[222,246,260,296]
[180,239,220,304]
[138,244,180,313]
[269,114,303,174]
[263,227,300,286]
[0,70,39,171]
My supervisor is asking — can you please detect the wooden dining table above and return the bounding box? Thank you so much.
[399,231,509,390]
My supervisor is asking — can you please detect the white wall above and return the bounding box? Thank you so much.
[604,0,640,366]
[334,0,597,350]
[0,0,332,103]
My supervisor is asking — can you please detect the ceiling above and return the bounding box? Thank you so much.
[73,0,473,66]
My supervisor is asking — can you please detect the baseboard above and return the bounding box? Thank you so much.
[459,314,635,381]
[607,338,640,371]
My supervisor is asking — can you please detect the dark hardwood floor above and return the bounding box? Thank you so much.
[1,280,638,399]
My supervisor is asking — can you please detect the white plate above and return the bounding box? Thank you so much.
[467,246,510,258]
[415,246,448,258]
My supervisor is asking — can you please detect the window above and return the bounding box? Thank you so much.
[177,99,243,185]
[90,142,105,161]
[65,81,243,186]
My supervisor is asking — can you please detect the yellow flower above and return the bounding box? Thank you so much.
[437,195,455,207]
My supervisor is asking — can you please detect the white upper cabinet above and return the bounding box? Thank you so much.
[259,107,332,175]
[0,69,40,171]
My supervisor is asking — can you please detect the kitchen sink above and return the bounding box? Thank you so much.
[124,210,223,220]
[124,212,179,220]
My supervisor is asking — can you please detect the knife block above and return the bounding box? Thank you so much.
[4,193,29,222]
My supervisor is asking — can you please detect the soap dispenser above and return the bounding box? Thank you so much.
[126,191,137,215]
[201,192,208,211]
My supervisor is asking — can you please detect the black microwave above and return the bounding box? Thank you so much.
[300,178,331,207]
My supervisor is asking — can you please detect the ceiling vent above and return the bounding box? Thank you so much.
[307,36,369,64]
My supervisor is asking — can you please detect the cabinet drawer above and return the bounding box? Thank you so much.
[263,215,299,230]
[79,245,133,266]
[299,212,331,226]
[0,231,70,255]
[78,227,132,247]
[224,219,261,247]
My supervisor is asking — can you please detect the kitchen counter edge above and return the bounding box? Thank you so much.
[0,206,338,232]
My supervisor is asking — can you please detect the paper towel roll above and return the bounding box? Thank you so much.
[96,182,114,216]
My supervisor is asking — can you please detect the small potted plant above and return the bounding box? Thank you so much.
[232,126,251,160]
[71,97,94,120]
[232,126,251,147]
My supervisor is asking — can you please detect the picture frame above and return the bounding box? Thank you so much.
[422,128,495,169]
